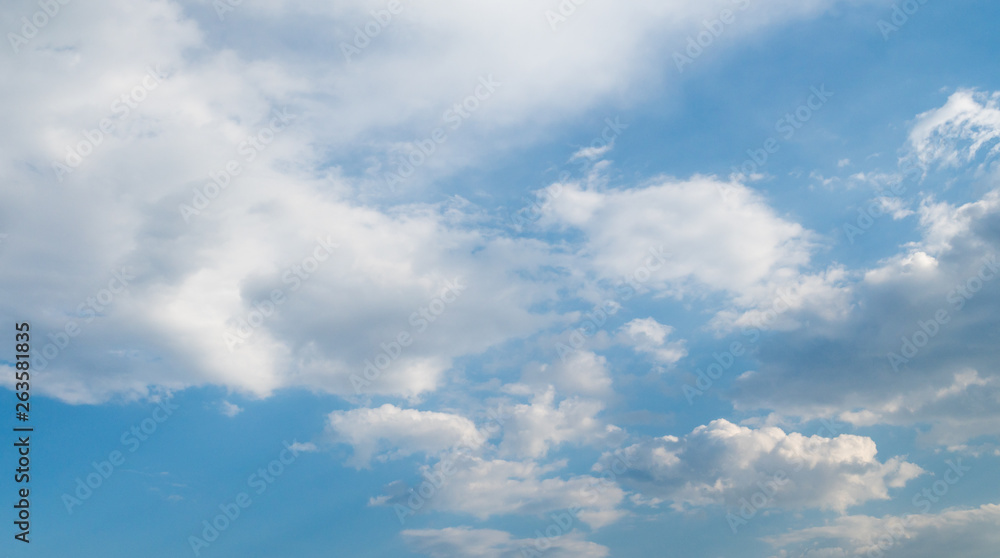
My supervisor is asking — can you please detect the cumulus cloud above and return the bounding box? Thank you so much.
[498,387,623,459]
[328,404,484,468]
[540,177,816,299]
[599,420,923,512]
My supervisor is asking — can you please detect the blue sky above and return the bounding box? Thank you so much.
[3,0,1000,556]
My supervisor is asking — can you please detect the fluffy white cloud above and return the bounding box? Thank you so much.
[520,351,613,397]
[328,404,484,468]
[540,177,816,300]
[600,420,923,512]
[498,387,623,459]
[617,317,687,364]
[403,527,609,558]
[536,174,849,333]
[907,89,1000,170]
[767,504,1000,558]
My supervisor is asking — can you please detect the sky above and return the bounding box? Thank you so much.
[2,0,1000,556]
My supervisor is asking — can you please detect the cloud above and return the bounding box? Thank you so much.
[328,404,484,468]
[221,0,888,174]
[0,0,893,406]
[498,387,623,459]
[287,441,318,453]
[600,419,923,512]
[617,317,687,364]
[570,142,614,162]
[767,504,1000,558]
[403,527,609,558]
[907,90,1000,170]
[520,351,613,397]
[731,186,1000,446]
[378,454,626,528]
[538,176,821,309]
[220,400,243,417]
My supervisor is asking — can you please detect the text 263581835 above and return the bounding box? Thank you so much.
[13,322,31,544]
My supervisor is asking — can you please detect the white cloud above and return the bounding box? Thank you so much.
[732,186,1000,445]
[403,527,609,558]
[720,90,1000,446]
[383,454,626,528]
[520,351,613,397]
[328,404,484,468]
[570,142,614,162]
[539,176,822,311]
[617,317,687,364]
[288,441,319,453]
[220,400,242,417]
[498,387,623,459]
[767,504,1000,558]
[601,420,923,512]
[0,0,892,406]
[907,90,1000,170]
